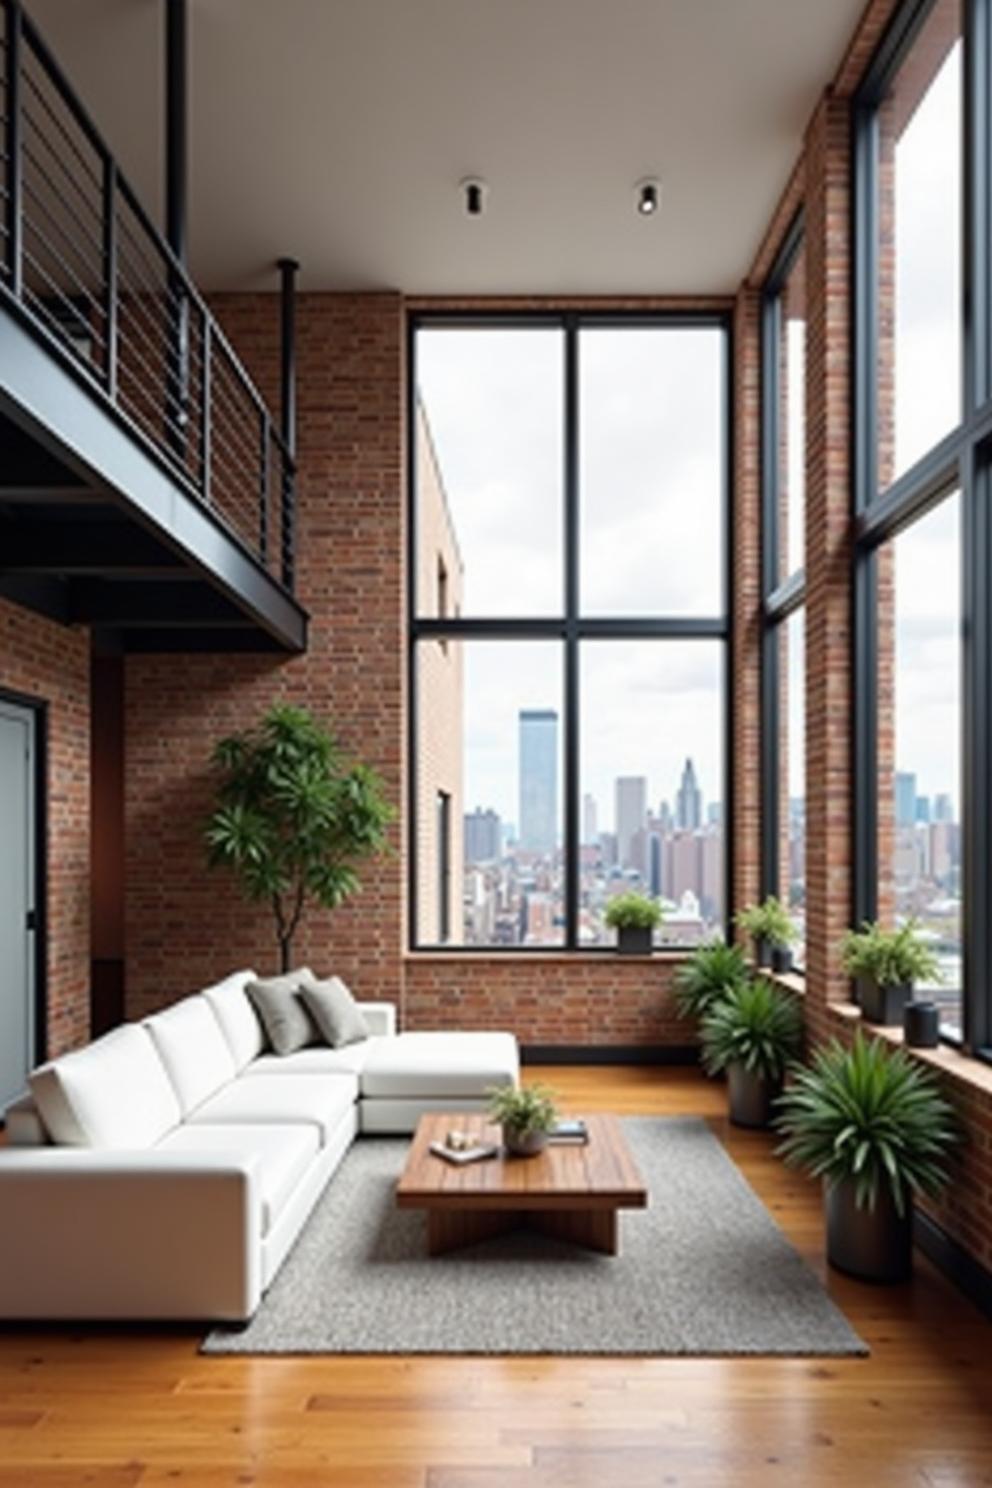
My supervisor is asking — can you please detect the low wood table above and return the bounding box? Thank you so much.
[396,1113,648,1257]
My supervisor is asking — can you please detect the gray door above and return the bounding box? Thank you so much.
[0,700,36,1111]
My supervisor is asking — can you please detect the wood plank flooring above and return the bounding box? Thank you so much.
[1,1066,990,1487]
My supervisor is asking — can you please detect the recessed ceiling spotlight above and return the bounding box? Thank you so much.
[460,177,488,216]
[636,178,661,217]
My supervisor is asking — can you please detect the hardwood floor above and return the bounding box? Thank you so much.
[1,1066,990,1488]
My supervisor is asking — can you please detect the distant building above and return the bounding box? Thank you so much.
[894,771,917,829]
[934,792,954,824]
[519,710,558,854]
[915,795,931,824]
[676,758,703,831]
[464,807,501,864]
[582,792,598,847]
[615,776,648,876]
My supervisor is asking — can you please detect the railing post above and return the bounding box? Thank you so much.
[199,313,211,499]
[5,0,23,296]
[102,156,117,398]
[259,411,270,565]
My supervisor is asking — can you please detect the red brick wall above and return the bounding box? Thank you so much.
[0,599,90,1055]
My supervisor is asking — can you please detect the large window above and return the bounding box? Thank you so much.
[411,316,729,949]
[855,0,989,1054]
[761,220,807,964]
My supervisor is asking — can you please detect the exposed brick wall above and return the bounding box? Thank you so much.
[0,599,89,1055]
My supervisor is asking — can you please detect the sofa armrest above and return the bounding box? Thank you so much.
[358,1001,397,1038]
[0,1149,262,1320]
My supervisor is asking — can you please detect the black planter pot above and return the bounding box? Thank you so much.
[904,1000,940,1048]
[825,1178,913,1282]
[753,937,773,970]
[858,977,912,1025]
[727,1063,781,1129]
[616,924,653,956]
[771,944,793,974]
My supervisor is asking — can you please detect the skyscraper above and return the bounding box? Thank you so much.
[464,807,501,863]
[615,776,648,875]
[934,792,954,824]
[582,792,598,847]
[895,771,917,828]
[676,758,702,831]
[518,710,558,854]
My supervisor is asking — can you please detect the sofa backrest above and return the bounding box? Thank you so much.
[29,1025,182,1148]
[200,969,263,1071]
[144,995,238,1116]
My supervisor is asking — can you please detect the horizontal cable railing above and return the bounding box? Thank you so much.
[0,0,295,591]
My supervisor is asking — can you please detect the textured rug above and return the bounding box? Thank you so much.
[203,1116,866,1356]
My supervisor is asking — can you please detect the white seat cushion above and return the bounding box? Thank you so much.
[360,1032,519,1100]
[243,1041,379,1079]
[144,996,238,1116]
[201,970,262,1071]
[155,1122,318,1236]
[186,1073,357,1144]
[29,1025,181,1149]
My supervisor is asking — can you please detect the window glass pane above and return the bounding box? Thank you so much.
[579,641,724,944]
[415,328,563,616]
[579,327,724,615]
[877,0,962,487]
[416,639,564,945]
[780,248,806,579]
[778,610,805,964]
[878,493,962,1035]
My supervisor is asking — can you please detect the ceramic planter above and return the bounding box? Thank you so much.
[753,936,773,970]
[502,1125,549,1157]
[858,977,912,1025]
[903,1000,940,1048]
[825,1178,913,1282]
[771,944,794,974]
[616,924,653,955]
[727,1063,781,1129]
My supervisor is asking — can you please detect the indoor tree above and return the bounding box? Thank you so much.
[205,704,393,971]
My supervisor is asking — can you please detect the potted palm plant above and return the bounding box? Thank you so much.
[734,896,799,972]
[487,1083,559,1157]
[604,891,662,955]
[776,1033,957,1282]
[672,940,751,1024]
[840,920,941,1025]
[699,978,803,1128]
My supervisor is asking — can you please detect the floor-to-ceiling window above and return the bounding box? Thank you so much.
[854,0,990,1050]
[761,219,807,966]
[410,315,730,950]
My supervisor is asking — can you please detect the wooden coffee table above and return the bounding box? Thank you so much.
[396,1113,647,1257]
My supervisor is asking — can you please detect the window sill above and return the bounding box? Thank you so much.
[404,948,691,963]
[825,1000,992,1098]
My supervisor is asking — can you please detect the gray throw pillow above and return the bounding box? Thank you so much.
[301,976,370,1049]
[246,967,316,1056]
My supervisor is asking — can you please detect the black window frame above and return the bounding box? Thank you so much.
[853,0,992,1057]
[407,309,734,953]
[436,789,452,944]
[760,212,807,971]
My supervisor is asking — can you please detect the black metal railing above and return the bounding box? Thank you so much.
[0,0,295,591]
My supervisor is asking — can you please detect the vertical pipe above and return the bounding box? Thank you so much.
[6,0,23,296]
[165,0,187,264]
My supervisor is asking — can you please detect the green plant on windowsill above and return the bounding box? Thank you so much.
[672,939,751,1023]
[699,977,803,1128]
[487,1083,559,1157]
[734,895,799,972]
[775,1031,958,1282]
[604,892,663,955]
[840,919,942,1025]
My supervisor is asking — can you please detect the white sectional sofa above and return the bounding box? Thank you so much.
[0,970,519,1322]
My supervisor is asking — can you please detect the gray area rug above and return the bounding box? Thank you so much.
[203,1117,866,1356]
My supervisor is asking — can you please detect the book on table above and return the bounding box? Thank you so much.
[429,1140,499,1166]
[548,1119,589,1144]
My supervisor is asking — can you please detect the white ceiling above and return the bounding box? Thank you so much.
[25,0,865,295]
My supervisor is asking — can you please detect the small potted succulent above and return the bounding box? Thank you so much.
[604,891,662,955]
[776,1032,957,1282]
[735,896,799,972]
[487,1083,559,1157]
[699,977,803,1128]
[672,939,751,1024]
[840,920,941,1025]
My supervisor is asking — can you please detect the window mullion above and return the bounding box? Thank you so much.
[564,316,580,951]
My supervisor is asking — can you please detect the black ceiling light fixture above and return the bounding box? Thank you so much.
[636,178,661,217]
[460,177,488,216]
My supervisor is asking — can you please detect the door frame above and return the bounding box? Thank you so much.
[0,687,48,1067]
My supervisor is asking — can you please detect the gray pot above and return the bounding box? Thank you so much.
[617,924,653,955]
[825,1177,913,1283]
[727,1063,781,1129]
[771,944,793,974]
[754,936,773,969]
[858,977,912,1025]
[503,1125,549,1157]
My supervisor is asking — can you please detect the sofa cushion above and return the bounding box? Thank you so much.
[29,1025,182,1149]
[144,996,238,1116]
[155,1122,318,1236]
[246,969,317,1056]
[186,1072,357,1144]
[201,969,262,1071]
[301,976,370,1048]
[360,1032,520,1100]
[244,1041,378,1079]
